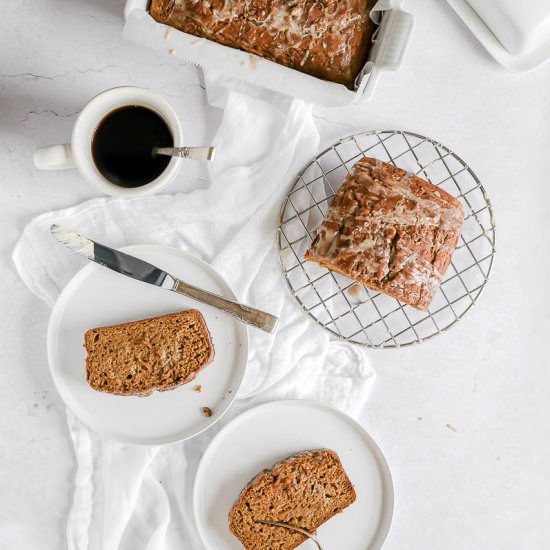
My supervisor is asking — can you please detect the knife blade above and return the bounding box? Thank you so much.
[50,225,278,333]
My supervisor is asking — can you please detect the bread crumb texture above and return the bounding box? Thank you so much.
[84,310,213,396]
[229,449,356,550]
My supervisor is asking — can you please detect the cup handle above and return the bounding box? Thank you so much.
[33,144,74,170]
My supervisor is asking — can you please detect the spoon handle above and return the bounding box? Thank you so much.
[154,146,216,161]
[256,521,324,549]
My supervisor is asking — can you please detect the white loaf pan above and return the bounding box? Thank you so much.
[448,0,550,70]
[123,0,414,107]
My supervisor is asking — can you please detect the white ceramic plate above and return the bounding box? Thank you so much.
[194,400,394,550]
[47,244,248,445]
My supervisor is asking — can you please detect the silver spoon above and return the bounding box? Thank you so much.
[256,520,324,550]
[152,146,215,161]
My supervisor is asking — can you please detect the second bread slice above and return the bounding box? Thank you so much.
[84,310,214,396]
[229,449,356,550]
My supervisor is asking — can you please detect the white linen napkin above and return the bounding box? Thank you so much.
[13,76,375,550]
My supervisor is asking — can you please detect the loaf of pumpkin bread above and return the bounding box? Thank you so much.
[149,0,378,88]
[305,157,464,310]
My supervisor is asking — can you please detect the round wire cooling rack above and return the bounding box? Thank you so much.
[277,130,496,348]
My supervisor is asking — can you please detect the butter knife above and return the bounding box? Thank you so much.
[50,225,278,333]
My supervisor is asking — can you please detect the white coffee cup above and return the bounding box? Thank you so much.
[33,87,184,197]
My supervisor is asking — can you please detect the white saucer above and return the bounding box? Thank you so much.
[194,400,394,550]
[47,244,248,445]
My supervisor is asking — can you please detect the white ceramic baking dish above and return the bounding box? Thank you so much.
[447,0,550,70]
[123,0,414,107]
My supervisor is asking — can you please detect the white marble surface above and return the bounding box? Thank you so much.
[1,0,550,548]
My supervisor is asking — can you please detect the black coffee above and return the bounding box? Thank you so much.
[92,105,173,188]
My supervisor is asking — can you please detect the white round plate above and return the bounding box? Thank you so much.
[47,244,248,445]
[194,400,394,550]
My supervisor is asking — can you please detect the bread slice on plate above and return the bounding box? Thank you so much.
[229,449,356,550]
[84,309,214,396]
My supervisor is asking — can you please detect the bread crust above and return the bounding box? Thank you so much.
[305,157,464,311]
[84,309,214,396]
